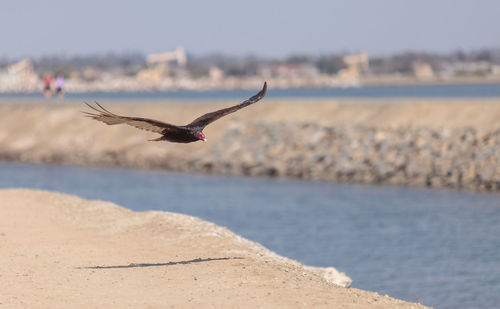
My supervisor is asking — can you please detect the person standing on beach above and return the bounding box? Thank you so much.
[43,74,52,99]
[55,74,64,99]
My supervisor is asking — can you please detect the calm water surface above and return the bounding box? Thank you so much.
[0,163,499,309]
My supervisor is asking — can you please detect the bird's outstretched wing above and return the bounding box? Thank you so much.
[186,82,267,129]
[82,102,184,134]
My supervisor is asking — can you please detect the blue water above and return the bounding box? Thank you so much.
[1,83,500,101]
[0,163,499,308]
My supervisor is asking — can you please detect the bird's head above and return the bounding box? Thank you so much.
[195,131,207,142]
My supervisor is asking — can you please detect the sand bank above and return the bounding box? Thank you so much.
[0,98,499,191]
[0,189,427,308]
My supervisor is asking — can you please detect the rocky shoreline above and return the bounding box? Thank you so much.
[210,122,500,191]
[0,99,498,192]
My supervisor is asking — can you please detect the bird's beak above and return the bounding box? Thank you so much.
[202,137,207,142]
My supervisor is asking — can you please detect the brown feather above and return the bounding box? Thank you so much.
[186,82,267,129]
[83,102,184,134]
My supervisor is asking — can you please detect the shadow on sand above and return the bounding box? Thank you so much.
[78,257,244,270]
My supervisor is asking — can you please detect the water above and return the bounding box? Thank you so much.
[2,83,500,101]
[0,163,499,308]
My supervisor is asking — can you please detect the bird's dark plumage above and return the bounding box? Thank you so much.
[83,82,267,143]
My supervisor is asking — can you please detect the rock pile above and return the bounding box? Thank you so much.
[205,122,500,191]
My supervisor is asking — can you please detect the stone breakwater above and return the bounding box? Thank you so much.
[0,100,499,192]
[2,121,499,192]
[210,123,500,191]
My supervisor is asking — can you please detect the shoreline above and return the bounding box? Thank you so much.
[0,188,428,308]
[0,98,498,192]
[1,76,499,94]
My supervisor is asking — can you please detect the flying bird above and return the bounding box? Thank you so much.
[83,82,267,143]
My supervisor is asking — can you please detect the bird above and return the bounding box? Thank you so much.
[83,82,267,143]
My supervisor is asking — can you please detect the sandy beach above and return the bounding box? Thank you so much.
[0,189,428,308]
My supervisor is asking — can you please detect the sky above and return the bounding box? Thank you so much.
[0,0,499,59]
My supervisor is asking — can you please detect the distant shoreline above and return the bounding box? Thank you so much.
[1,82,500,101]
[1,76,500,94]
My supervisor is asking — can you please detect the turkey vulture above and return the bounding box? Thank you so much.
[83,82,267,143]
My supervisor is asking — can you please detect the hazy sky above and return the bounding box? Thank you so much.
[1,0,498,59]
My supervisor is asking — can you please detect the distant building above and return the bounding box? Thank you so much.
[491,65,500,76]
[137,47,187,81]
[337,51,370,80]
[209,66,224,81]
[7,58,35,76]
[442,61,492,77]
[0,58,39,92]
[412,62,435,79]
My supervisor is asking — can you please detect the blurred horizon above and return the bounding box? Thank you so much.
[1,0,499,59]
[2,47,500,62]
[2,1,499,93]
